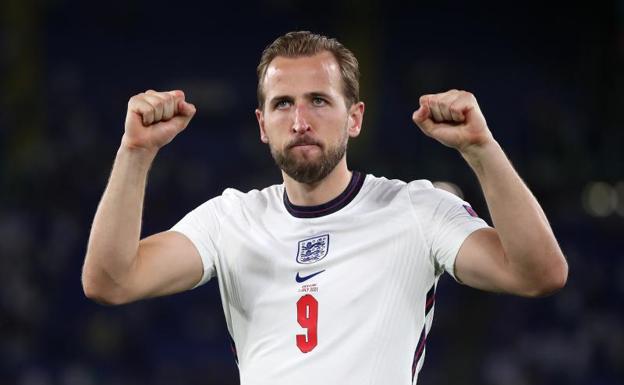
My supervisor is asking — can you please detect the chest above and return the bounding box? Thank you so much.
[216,205,433,312]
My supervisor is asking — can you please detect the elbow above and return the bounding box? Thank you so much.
[82,283,116,306]
[81,270,132,306]
[523,254,569,298]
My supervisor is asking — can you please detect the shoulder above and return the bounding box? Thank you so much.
[214,183,283,213]
[357,174,437,213]
[405,179,463,206]
[363,174,463,210]
[363,174,438,200]
[361,174,407,196]
[182,183,282,221]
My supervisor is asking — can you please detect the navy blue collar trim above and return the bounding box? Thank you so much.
[283,171,365,218]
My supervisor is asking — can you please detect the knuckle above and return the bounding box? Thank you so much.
[140,105,153,117]
[164,95,174,108]
[153,99,164,110]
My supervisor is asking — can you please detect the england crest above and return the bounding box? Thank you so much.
[296,234,330,264]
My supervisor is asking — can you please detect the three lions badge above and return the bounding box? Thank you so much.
[296,234,329,264]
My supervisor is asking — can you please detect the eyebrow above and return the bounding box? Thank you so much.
[307,92,333,100]
[269,95,294,106]
[268,92,334,106]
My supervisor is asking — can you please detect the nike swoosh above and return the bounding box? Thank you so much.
[296,270,326,283]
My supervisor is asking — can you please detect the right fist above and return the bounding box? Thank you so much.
[122,90,196,151]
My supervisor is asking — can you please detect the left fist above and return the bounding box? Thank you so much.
[412,90,493,152]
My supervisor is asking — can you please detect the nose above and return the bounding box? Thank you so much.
[292,104,311,134]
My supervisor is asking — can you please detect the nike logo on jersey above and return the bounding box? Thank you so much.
[296,270,326,283]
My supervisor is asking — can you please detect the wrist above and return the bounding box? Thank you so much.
[117,141,158,167]
[459,139,503,171]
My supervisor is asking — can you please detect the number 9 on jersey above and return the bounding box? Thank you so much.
[296,294,318,353]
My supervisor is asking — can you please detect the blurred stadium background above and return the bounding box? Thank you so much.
[1,0,623,384]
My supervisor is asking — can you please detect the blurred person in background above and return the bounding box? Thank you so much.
[81,31,567,384]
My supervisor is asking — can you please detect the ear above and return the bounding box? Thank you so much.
[255,108,269,143]
[347,101,365,138]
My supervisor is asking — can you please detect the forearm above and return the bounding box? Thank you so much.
[461,140,567,291]
[82,145,157,302]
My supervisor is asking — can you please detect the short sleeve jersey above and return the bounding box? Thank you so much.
[171,172,489,385]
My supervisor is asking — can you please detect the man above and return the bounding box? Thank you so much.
[82,31,568,384]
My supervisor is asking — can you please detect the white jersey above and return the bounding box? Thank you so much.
[171,172,489,385]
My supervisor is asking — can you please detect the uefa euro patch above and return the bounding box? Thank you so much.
[296,234,329,264]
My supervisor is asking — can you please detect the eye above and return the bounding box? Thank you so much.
[275,100,291,110]
[312,97,327,106]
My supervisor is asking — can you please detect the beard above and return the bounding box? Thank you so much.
[269,128,348,184]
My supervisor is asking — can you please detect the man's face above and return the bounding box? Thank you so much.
[255,51,364,184]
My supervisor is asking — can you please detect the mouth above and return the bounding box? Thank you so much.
[287,141,322,159]
[288,139,322,150]
[289,144,321,156]
[291,144,320,149]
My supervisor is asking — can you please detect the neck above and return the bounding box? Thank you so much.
[282,157,352,206]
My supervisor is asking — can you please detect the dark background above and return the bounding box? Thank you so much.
[1,0,623,384]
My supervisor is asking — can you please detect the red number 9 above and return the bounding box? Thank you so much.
[296,294,318,353]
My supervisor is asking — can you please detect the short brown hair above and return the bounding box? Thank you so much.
[256,31,360,109]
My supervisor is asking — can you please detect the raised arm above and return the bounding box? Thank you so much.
[412,90,568,297]
[82,90,202,305]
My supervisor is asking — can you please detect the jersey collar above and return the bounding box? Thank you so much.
[283,171,366,218]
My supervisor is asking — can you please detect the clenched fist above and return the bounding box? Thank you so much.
[122,90,196,152]
[412,90,493,154]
